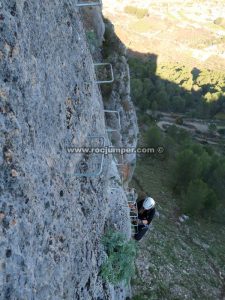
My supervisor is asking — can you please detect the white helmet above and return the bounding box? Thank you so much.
[143,197,155,210]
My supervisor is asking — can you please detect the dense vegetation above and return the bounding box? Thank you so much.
[101,231,137,284]
[129,57,225,119]
[101,21,225,221]
[142,123,225,222]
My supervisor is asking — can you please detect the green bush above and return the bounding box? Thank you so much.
[218,128,225,135]
[171,138,225,220]
[145,126,163,149]
[167,125,191,144]
[175,116,184,125]
[101,230,137,285]
[136,8,148,19]
[174,149,203,191]
[183,179,217,215]
[214,17,225,27]
[124,6,148,19]
[124,5,137,15]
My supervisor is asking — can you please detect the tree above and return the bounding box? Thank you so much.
[145,126,163,149]
[174,149,202,192]
[151,100,158,112]
[204,92,221,103]
[167,125,179,139]
[208,123,217,133]
[139,97,150,111]
[208,159,225,202]
[155,91,169,111]
[171,96,186,112]
[183,179,212,215]
[214,17,225,28]
[167,126,191,145]
[175,117,184,125]
[190,143,207,156]
[143,78,154,96]
[204,189,218,212]
[131,78,143,100]
[198,150,212,180]
[162,135,175,159]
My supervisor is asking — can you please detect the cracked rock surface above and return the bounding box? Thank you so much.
[0,1,132,299]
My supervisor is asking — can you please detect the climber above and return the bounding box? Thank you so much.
[133,197,156,241]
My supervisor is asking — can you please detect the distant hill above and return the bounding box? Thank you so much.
[103,0,225,71]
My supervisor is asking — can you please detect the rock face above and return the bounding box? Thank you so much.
[104,52,139,185]
[0,1,134,299]
[83,14,139,186]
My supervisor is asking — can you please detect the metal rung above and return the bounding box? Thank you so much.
[129,204,137,209]
[106,128,118,133]
[127,187,137,194]
[73,136,105,177]
[131,217,138,221]
[128,204,137,208]
[126,188,139,228]
[130,212,138,216]
[94,63,114,84]
[104,110,121,131]
[128,200,137,204]
[130,215,138,219]
[75,0,102,7]
[129,207,137,211]
[128,207,137,210]
[131,223,138,227]
[131,216,138,219]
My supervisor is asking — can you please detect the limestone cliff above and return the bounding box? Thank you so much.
[81,12,139,186]
[0,1,137,299]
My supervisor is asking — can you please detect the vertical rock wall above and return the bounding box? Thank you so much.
[0,1,132,299]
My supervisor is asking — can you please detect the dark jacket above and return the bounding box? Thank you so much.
[137,199,156,225]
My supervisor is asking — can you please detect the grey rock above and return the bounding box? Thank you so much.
[155,211,160,218]
[0,1,134,299]
[82,7,105,45]
[179,214,190,223]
